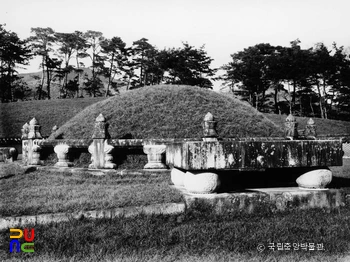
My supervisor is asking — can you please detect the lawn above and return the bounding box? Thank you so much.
[1,160,350,261]
[0,163,183,217]
[1,208,350,261]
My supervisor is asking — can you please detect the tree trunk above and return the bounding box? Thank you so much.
[274,85,279,114]
[316,82,324,118]
[39,56,45,100]
[309,96,315,116]
[46,56,51,100]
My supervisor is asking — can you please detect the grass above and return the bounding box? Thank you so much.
[1,159,349,217]
[51,85,284,139]
[1,208,350,261]
[0,163,183,217]
[0,97,106,137]
[265,113,350,136]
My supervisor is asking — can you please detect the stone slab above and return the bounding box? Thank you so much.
[166,140,343,170]
[174,185,350,214]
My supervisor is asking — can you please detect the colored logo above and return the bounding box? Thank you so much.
[9,228,35,253]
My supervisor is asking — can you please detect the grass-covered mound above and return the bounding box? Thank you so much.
[51,85,284,139]
[0,97,106,137]
[265,113,350,136]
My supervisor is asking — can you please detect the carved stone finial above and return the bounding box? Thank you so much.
[202,112,218,140]
[21,123,29,139]
[52,125,58,133]
[284,114,298,140]
[96,113,106,122]
[204,112,214,121]
[29,117,39,126]
[286,114,296,122]
[92,114,108,139]
[305,118,317,139]
[28,117,42,139]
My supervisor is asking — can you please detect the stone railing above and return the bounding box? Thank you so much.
[20,114,202,169]
[15,112,348,169]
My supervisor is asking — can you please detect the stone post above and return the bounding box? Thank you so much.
[284,114,298,140]
[54,143,73,167]
[304,118,317,139]
[202,112,218,142]
[21,123,29,165]
[88,114,116,169]
[143,144,167,169]
[27,118,43,165]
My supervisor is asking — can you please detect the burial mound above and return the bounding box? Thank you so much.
[51,85,284,139]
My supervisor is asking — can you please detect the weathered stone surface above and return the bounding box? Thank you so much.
[0,147,18,162]
[296,169,333,189]
[284,114,298,140]
[92,114,108,139]
[171,168,185,186]
[178,186,350,214]
[166,140,343,170]
[54,144,73,167]
[88,140,116,169]
[304,118,317,139]
[184,171,220,194]
[143,144,167,169]
[28,118,42,139]
[202,112,218,139]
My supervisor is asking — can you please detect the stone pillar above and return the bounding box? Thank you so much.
[21,123,29,165]
[27,118,43,165]
[88,114,116,169]
[143,144,167,169]
[304,118,317,139]
[54,144,73,167]
[284,114,298,140]
[202,112,218,142]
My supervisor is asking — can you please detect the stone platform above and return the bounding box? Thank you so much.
[174,186,350,214]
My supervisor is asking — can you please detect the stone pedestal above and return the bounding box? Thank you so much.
[54,144,73,167]
[143,144,167,169]
[184,171,220,194]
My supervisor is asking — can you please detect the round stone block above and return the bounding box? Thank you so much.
[171,168,185,187]
[296,169,332,189]
[184,171,220,194]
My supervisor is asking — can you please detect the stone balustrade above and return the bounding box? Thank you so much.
[14,112,345,194]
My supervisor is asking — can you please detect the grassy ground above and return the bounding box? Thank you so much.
[0,163,183,217]
[1,159,349,217]
[1,208,350,261]
[0,97,106,137]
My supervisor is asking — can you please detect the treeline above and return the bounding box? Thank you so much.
[1,25,350,120]
[0,25,216,101]
[221,40,350,120]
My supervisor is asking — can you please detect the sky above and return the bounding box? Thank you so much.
[1,0,350,90]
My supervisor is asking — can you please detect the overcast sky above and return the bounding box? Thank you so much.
[2,0,350,89]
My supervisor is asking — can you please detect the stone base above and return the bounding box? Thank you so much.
[55,161,73,167]
[144,163,167,169]
[174,186,350,214]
